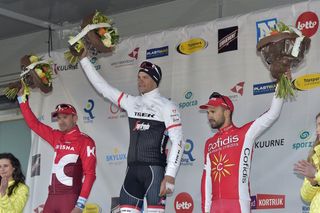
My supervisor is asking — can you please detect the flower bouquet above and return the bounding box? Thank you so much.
[3,55,53,99]
[257,22,311,98]
[65,10,120,64]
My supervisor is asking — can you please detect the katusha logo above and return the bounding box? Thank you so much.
[296,11,319,37]
[211,152,235,182]
[231,81,245,96]
[174,192,194,213]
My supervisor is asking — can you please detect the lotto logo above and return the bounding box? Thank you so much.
[174,192,194,213]
[296,11,319,37]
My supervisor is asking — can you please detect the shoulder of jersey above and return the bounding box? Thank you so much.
[80,132,95,142]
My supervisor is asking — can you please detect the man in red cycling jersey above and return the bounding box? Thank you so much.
[200,90,284,213]
[17,88,96,213]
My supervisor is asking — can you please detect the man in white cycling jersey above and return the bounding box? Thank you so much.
[80,50,184,213]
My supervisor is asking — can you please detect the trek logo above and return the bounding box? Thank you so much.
[52,154,79,186]
[181,139,196,166]
[55,144,75,151]
[256,18,278,42]
[129,47,139,59]
[174,192,194,213]
[251,194,285,209]
[253,81,276,95]
[231,81,245,96]
[146,46,169,59]
[242,148,250,183]
[134,112,155,118]
[133,121,150,131]
[296,11,319,37]
[218,26,238,53]
[83,99,95,123]
[208,135,239,153]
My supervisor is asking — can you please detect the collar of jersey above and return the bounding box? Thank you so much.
[141,88,160,98]
[218,123,235,133]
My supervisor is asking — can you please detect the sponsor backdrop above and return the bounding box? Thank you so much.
[25,1,320,213]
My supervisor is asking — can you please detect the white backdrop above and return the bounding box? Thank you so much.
[25,1,320,212]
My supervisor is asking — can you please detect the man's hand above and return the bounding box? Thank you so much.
[159,175,175,196]
[70,207,82,213]
[294,160,317,179]
[0,176,9,196]
[79,45,88,61]
[17,86,24,97]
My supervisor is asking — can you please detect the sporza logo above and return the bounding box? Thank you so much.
[179,90,198,109]
[83,99,95,123]
[256,18,278,42]
[292,130,314,150]
[181,139,196,166]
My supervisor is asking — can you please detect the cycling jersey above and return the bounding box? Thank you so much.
[19,101,96,210]
[201,94,283,213]
[80,57,184,178]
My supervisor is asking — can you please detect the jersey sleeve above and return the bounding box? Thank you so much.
[163,101,184,178]
[245,94,283,142]
[78,136,97,199]
[19,100,56,147]
[300,178,320,203]
[201,141,212,213]
[0,183,29,213]
[80,57,133,110]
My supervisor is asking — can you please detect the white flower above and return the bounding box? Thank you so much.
[102,38,112,47]
[104,32,112,40]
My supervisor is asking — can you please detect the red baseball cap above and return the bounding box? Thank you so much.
[199,92,234,112]
[52,104,77,117]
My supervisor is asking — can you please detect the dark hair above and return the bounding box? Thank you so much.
[307,113,320,164]
[0,153,26,196]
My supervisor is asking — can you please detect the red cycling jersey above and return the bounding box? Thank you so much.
[19,101,96,199]
[201,95,283,213]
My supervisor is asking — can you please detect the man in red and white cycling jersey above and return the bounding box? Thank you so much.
[200,90,284,213]
[17,88,96,213]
